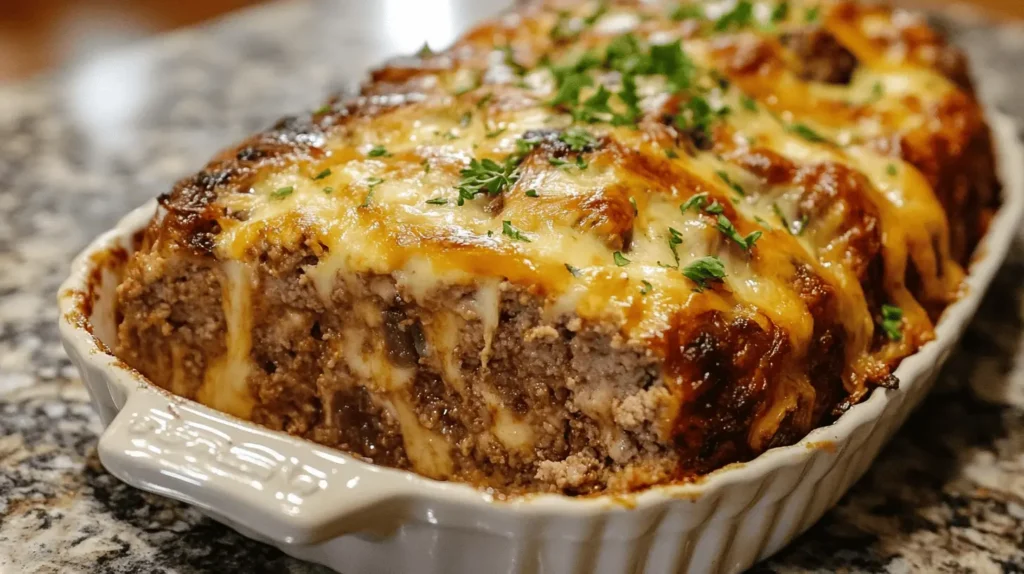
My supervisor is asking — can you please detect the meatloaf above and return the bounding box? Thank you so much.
[114,0,1000,495]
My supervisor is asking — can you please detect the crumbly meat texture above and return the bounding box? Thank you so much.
[114,0,999,495]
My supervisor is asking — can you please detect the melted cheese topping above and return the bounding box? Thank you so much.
[194,0,982,468]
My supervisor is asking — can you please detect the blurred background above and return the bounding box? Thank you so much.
[0,0,1022,83]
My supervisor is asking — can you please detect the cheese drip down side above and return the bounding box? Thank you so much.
[139,0,995,477]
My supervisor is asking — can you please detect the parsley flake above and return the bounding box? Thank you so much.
[559,127,599,151]
[313,168,332,180]
[741,94,758,112]
[550,73,594,108]
[459,111,473,128]
[715,215,761,250]
[574,85,614,123]
[361,177,384,207]
[683,256,726,292]
[565,263,583,277]
[640,279,653,295]
[887,163,899,176]
[456,157,520,205]
[716,170,745,196]
[705,200,725,215]
[669,4,705,21]
[502,220,531,242]
[681,192,709,213]
[368,145,390,157]
[613,251,631,266]
[270,186,294,200]
[789,123,829,144]
[714,0,754,32]
[525,189,539,198]
[771,2,790,24]
[323,186,333,194]
[426,197,448,205]
[667,227,684,267]
[805,6,821,23]
[880,304,903,341]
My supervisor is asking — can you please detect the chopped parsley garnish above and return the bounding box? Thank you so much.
[485,127,507,139]
[741,94,758,112]
[454,83,478,96]
[425,197,448,205]
[715,215,762,250]
[323,186,333,194]
[575,155,589,170]
[682,256,726,292]
[880,304,903,341]
[676,95,727,142]
[525,189,539,198]
[714,0,754,32]
[773,203,809,236]
[605,34,648,76]
[515,136,542,156]
[360,177,384,207]
[270,186,294,200]
[565,263,583,277]
[574,85,614,123]
[583,1,609,26]
[502,220,531,242]
[789,123,829,144]
[649,40,696,92]
[550,10,577,41]
[459,111,473,128]
[422,158,431,173]
[681,192,709,213]
[770,2,790,24]
[613,72,641,125]
[313,168,332,180]
[476,93,494,109]
[705,200,725,215]
[456,157,520,205]
[613,251,631,266]
[559,127,598,151]
[870,82,885,102]
[667,227,684,267]
[640,279,653,295]
[500,45,527,76]
[716,170,745,196]
[887,163,899,176]
[550,72,593,108]
[550,157,571,168]
[665,147,679,159]
[314,104,332,115]
[669,3,705,21]
[805,6,821,23]
[368,145,390,157]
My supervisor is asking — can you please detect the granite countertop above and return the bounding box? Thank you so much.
[1,1,1023,572]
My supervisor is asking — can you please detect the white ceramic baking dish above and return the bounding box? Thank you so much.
[58,113,1023,574]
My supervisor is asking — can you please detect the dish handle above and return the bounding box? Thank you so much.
[97,385,404,545]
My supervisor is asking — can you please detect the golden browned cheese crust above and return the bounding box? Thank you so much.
[116,0,999,494]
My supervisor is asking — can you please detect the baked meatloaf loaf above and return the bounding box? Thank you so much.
[115,0,1000,495]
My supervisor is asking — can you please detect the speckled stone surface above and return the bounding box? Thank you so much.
[1,2,1023,572]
